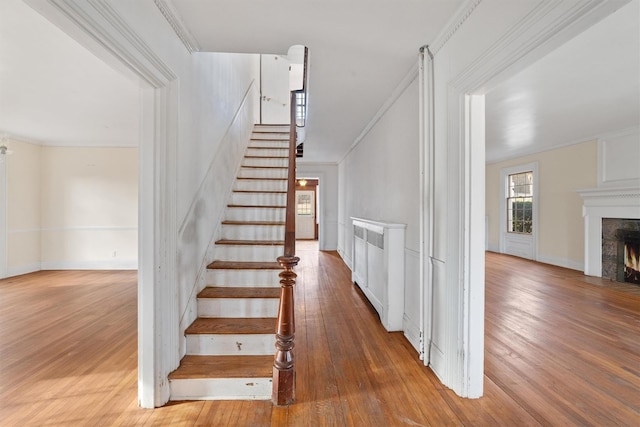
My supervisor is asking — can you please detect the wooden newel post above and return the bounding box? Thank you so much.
[272,255,300,406]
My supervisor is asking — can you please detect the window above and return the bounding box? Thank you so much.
[296,193,312,215]
[506,171,533,234]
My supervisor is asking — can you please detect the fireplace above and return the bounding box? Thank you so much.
[578,186,640,279]
[602,218,640,285]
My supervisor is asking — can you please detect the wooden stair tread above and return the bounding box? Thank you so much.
[244,155,288,159]
[236,177,287,181]
[207,261,281,270]
[198,286,280,298]
[227,204,286,209]
[233,190,287,194]
[221,220,285,225]
[169,355,273,379]
[185,317,276,335]
[247,146,288,149]
[215,239,284,246]
[241,165,288,169]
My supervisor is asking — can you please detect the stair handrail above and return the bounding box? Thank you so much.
[272,47,307,406]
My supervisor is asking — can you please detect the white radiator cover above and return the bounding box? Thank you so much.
[351,217,406,331]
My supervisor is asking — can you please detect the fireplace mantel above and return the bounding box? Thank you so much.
[577,186,640,277]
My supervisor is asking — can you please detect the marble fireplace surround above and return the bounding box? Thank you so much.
[578,187,640,277]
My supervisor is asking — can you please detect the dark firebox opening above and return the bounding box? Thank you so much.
[601,219,640,284]
[622,233,640,284]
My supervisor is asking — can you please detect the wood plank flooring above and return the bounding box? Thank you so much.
[1,247,638,425]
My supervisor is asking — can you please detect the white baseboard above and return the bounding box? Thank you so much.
[403,314,421,354]
[486,243,500,253]
[7,263,41,278]
[337,248,352,270]
[40,260,138,270]
[536,254,583,272]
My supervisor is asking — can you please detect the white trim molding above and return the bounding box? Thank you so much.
[26,0,181,408]
[154,0,200,53]
[421,0,626,400]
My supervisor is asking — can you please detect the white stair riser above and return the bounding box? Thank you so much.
[207,269,281,286]
[249,140,289,149]
[235,179,287,192]
[243,157,288,167]
[221,224,284,241]
[198,298,279,317]
[238,168,288,179]
[170,378,272,401]
[225,207,286,222]
[231,192,286,206]
[251,134,288,139]
[214,245,283,262]
[254,125,289,130]
[186,334,275,356]
[246,148,289,157]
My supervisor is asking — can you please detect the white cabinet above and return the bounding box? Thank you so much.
[351,217,406,331]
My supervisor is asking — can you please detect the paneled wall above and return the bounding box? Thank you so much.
[337,78,421,350]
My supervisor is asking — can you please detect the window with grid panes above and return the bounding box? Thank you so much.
[506,171,533,234]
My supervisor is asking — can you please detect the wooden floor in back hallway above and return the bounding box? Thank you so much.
[0,244,638,426]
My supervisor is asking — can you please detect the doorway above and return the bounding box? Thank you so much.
[295,178,318,240]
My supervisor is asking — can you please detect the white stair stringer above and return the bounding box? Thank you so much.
[169,123,291,401]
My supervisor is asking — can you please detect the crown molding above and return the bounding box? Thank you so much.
[430,0,484,55]
[154,0,200,53]
[449,0,627,93]
[36,0,177,87]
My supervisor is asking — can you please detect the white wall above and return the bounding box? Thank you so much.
[39,146,138,270]
[6,139,41,276]
[337,78,421,349]
[486,141,598,270]
[5,141,138,275]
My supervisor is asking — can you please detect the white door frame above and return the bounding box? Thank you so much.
[419,0,626,398]
[27,0,179,407]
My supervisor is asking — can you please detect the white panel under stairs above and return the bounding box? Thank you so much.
[169,124,290,401]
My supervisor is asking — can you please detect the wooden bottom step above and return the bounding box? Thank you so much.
[169,355,274,401]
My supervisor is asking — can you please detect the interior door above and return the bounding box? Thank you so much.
[295,190,315,239]
[261,54,290,124]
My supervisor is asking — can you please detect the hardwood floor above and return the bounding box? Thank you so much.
[1,247,638,425]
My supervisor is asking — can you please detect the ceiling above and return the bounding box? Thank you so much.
[0,0,139,147]
[0,0,638,163]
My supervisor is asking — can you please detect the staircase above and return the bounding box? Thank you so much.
[169,124,291,400]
